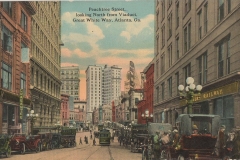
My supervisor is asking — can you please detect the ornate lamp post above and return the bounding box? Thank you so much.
[27,110,38,135]
[55,121,61,133]
[178,77,203,114]
[141,109,153,127]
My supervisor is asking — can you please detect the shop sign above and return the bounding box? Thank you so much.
[19,89,23,120]
[180,82,239,106]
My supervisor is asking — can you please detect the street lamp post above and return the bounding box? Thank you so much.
[26,110,38,135]
[55,121,61,133]
[178,77,203,114]
[141,109,153,127]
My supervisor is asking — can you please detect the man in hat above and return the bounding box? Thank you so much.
[192,125,199,134]
[172,129,179,147]
[215,125,226,158]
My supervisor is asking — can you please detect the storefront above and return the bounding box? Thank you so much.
[179,81,239,132]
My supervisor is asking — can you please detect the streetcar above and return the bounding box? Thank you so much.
[98,124,104,131]
[99,129,111,145]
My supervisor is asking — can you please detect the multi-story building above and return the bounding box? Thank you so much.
[29,1,62,131]
[0,2,36,134]
[154,0,240,132]
[137,61,154,124]
[60,66,80,100]
[61,94,69,126]
[85,65,102,122]
[102,104,112,122]
[74,100,86,127]
[102,65,122,105]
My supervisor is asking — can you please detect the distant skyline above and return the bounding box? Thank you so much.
[60,0,155,100]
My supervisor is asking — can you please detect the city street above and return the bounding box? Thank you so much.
[4,130,141,160]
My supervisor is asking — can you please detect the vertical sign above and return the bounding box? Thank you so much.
[19,89,23,121]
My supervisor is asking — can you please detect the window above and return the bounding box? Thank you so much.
[168,44,172,68]
[175,72,179,94]
[1,62,12,90]
[1,25,13,53]
[227,40,230,74]
[176,3,179,28]
[198,10,202,40]
[161,82,165,100]
[20,73,26,95]
[3,2,12,17]
[185,0,191,15]
[198,52,208,85]
[156,87,159,103]
[184,63,191,85]
[21,11,27,31]
[168,77,172,97]
[168,13,172,38]
[161,1,165,20]
[156,59,159,78]
[156,10,159,30]
[168,0,172,8]
[184,23,191,53]
[161,24,165,47]
[227,0,231,14]
[214,96,234,132]
[161,54,165,75]
[218,42,224,78]
[218,0,224,22]
[156,35,159,55]
[204,4,208,34]
[176,37,179,60]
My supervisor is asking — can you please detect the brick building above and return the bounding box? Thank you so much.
[0,2,36,134]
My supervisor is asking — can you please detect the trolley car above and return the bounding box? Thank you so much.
[99,129,111,146]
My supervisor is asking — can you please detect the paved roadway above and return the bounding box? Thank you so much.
[3,130,141,160]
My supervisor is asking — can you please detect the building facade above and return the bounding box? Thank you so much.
[0,2,36,134]
[29,1,62,131]
[74,100,86,127]
[138,61,154,124]
[102,65,122,105]
[60,94,69,126]
[85,65,102,122]
[154,0,240,132]
[60,65,80,100]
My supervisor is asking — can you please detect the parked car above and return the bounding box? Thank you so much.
[38,132,53,151]
[10,134,41,154]
[0,134,12,158]
[161,114,220,160]
[51,133,61,149]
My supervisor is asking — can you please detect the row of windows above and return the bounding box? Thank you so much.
[156,0,232,78]
[156,38,231,103]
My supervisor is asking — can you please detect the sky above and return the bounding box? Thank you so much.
[60,0,155,100]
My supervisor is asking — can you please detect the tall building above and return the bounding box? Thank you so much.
[0,2,36,134]
[102,65,122,105]
[30,1,62,130]
[60,66,80,100]
[154,0,240,132]
[85,65,102,122]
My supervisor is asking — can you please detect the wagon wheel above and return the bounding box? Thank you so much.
[20,143,25,154]
[35,143,41,153]
[6,146,11,158]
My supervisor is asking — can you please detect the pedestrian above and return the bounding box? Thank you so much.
[79,137,82,145]
[215,125,226,158]
[93,138,96,146]
[192,125,199,134]
[153,131,160,159]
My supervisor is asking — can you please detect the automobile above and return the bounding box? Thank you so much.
[0,134,12,158]
[10,134,41,154]
[160,114,220,160]
[38,132,53,151]
[51,133,61,149]
[130,133,148,153]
